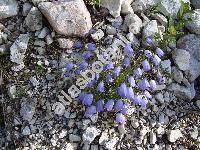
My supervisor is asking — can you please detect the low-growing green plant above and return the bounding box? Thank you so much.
[153,0,193,48]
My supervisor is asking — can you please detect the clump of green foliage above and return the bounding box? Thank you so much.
[153,0,193,48]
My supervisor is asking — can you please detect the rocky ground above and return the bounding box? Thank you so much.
[0,0,200,150]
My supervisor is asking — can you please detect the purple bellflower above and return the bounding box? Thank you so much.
[84,105,96,118]
[97,81,104,93]
[142,60,151,71]
[82,93,93,106]
[114,99,124,111]
[128,76,136,87]
[139,78,150,91]
[116,113,126,124]
[105,99,115,111]
[117,83,127,98]
[113,66,121,77]
[96,99,104,112]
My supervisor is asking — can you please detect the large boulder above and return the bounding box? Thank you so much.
[172,49,190,71]
[191,0,200,9]
[168,83,196,100]
[0,0,19,19]
[185,9,200,35]
[38,0,92,37]
[177,34,200,82]
[158,0,190,18]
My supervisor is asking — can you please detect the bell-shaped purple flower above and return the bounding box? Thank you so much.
[116,113,126,124]
[139,78,150,91]
[117,83,127,98]
[146,37,153,45]
[105,99,115,111]
[142,60,151,71]
[140,98,148,108]
[73,41,82,49]
[121,103,130,115]
[82,52,93,60]
[106,74,113,83]
[126,87,134,100]
[78,61,88,71]
[95,73,100,80]
[104,62,114,71]
[127,76,135,87]
[75,69,81,75]
[123,57,131,67]
[64,72,70,78]
[78,92,86,102]
[144,90,152,99]
[149,80,157,90]
[87,80,95,88]
[133,94,143,104]
[133,67,143,78]
[86,43,96,51]
[114,99,123,111]
[65,63,73,71]
[82,93,93,106]
[144,50,153,58]
[156,48,164,58]
[96,99,104,112]
[113,66,121,77]
[124,44,134,56]
[97,81,104,93]
[84,105,96,118]
[152,55,161,66]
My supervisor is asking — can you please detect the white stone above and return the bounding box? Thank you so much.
[185,9,200,34]
[190,126,198,140]
[195,100,200,109]
[172,66,183,83]
[59,129,68,139]
[161,59,171,74]
[20,102,35,121]
[100,0,123,17]
[22,126,31,135]
[0,0,19,19]
[10,34,29,65]
[143,20,158,38]
[24,7,43,31]
[152,13,168,26]
[191,0,200,9]
[121,0,134,15]
[158,0,189,18]
[167,83,196,100]
[99,131,109,145]
[38,27,49,38]
[177,34,200,82]
[167,129,183,142]
[58,38,74,49]
[22,3,32,16]
[38,0,92,37]
[173,49,190,71]
[155,93,164,104]
[150,131,157,144]
[105,137,119,150]
[83,126,101,144]
[8,85,16,99]
[124,13,143,34]
[69,134,81,142]
[118,124,126,135]
[91,29,104,41]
